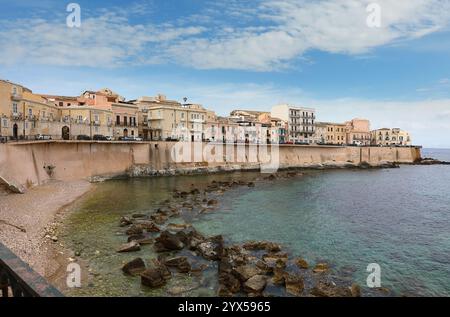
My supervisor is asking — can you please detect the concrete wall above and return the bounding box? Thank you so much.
[0,141,422,188]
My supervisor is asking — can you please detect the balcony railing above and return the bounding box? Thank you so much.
[0,242,63,297]
[11,93,23,101]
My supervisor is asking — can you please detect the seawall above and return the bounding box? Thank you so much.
[0,141,422,188]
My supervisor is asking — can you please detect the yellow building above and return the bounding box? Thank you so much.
[371,128,411,146]
[134,95,207,141]
[0,80,62,140]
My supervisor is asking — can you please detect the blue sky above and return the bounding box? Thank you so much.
[0,0,450,147]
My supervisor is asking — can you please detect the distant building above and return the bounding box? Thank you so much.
[0,80,62,140]
[271,104,316,144]
[133,94,206,141]
[313,122,328,144]
[371,128,411,146]
[345,118,371,145]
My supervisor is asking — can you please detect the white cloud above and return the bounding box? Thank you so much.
[0,0,449,70]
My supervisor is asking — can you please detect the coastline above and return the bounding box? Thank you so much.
[0,180,93,290]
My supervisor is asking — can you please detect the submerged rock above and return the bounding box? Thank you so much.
[141,262,171,288]
[125,224,143,236]
[310,281,351,297]
[243,241,281,252]
[164,256,191,273]
[122,258,146,276]
[117,241,141,253]
[313,263,330,273]
[119,216,133,227]
[295,258,309,269]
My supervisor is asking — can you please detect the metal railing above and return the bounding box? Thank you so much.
[0,242,63,297]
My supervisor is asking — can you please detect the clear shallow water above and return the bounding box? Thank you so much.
[63,149,450,296]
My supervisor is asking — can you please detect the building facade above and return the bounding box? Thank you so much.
[345,118,371,146]
[371,128,411,146]
[271,104,316,144]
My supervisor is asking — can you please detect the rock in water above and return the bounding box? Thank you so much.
[117,241,141,253]
[122,258,146,276]
[351,283,361,297]
[295,258,309,269]
[284,273,304,296]
[197,235,224,260]
[233,265,261,282]
[244,275,267,294]
[119,216,133,227]
[164,256,191,273]
[313,263,329,273]
[125,224,143,235]
[154,230,184,252]
[140,260,171,288]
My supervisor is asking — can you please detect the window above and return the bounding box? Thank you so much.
[12,103,18,114]
[94,114,99,123]
[116,115,120,125]
[124,116,128,126]
[28,108,33,117]
[3,118,8,128]
[59,102,63,107]
[77,115,83,122]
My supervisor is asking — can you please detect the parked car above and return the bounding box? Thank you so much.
[0,136,7,143]
[76,135,91,141]
[119,136,135,141]
[294,141,309,145]
[105,136,114,141]
[93,134,108,141]
[35,134,52,140]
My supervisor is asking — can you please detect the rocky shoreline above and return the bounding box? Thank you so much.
[109,172,389,297]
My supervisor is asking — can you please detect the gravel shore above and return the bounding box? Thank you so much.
[0,180,92,280]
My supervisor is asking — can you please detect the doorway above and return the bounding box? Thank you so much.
[62,126,70,140]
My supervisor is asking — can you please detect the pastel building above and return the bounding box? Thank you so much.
[0,80,62,140]
[271,104,316,144]
[371,128,411,146]
[345,118,371,145]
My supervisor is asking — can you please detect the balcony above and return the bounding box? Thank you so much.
[10,93,22,101]
[10,112,23,121]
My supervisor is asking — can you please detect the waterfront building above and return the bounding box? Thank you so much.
[314,122,328,144]
[43,94,114,139]
[371,128,411,146]
[323,122,347,145]
[133,94,206,141]
[345,118,371,145]
[271,104,316,144]
[0,80,62,140]
[79,88,139,139]
[269,117,288,144]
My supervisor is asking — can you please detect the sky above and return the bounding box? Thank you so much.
[0,0,449,147]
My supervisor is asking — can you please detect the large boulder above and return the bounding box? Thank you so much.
[122,258,146,276]
[154,231,184,252]
[218,272,241,295]
[117,241,141,253]
[164,256,191,273]
[244,275,267,294]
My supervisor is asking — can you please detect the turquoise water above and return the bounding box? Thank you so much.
[63,149,450,296]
